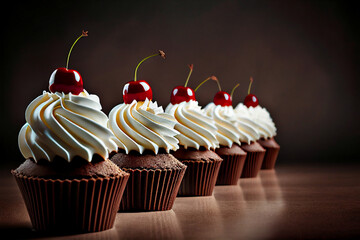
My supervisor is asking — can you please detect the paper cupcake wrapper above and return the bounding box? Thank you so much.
[119,168,186,211]
[177,159,222,196]
[261,147,280,169]
[12,171,129,233]
[240,151,265,178]
[216,154,246,185]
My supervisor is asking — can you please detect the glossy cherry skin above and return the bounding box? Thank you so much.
[213,91,232,106]
[244,94,259,107]
[123,80,153,104]
[170,86,196,104]
[49,68,84,95]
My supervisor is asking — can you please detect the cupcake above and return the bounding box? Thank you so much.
[241,78,279,169]
[108,51,186,211]
[203,82,247,185]
[165,65,222,196]
[13,31,129,233]
[234,77,268,177]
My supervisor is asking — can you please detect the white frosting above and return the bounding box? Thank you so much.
[235,103,277,141]
[233,103,261,144]
[203,103,241,147]
[18,90,118,162]
[165,100,219,150]
[248,105,277,139]
[108,99,179,154]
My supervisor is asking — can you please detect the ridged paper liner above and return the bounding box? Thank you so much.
[261,147,280,169]
[216,154,246,185]
[12,171,129,233]
[119,168,186,211]
[240,151,265,178]
[177,159,222,196]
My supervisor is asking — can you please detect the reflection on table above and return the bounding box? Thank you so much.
[2,165,359,239]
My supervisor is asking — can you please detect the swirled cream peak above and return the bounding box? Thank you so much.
[247,105,277,139]
[232,103,261,144]
[108,99,179,154]
[235,103,276,141]
[18,90,118,162]
[165,100,219,150]
[203,103,241,147]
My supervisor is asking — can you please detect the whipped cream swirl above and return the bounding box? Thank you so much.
[247,105,277,139]
[203,103,241,147]
[108,99,179,154]
[235,103,276,141]
[232,103,261,144]
[165,100,219,150]
[18,91,118,162]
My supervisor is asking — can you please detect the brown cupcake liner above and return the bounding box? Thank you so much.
[12,171,129,233]
[119,167,186,211]
[240,151,265,178]
[177,159,222,196]
[216,154,246,185]
[261,147,280,169]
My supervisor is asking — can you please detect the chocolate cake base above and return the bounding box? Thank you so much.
[14,157,125,179]
[171,147,223,196]
[215,144,247,185]
[12,158,129,233]
[258,137,280,169]
[240,142,266,178]
[111,151,186,211]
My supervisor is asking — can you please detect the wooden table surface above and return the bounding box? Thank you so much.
[1,164,359,239]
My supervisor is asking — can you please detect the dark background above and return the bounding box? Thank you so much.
[1,0,359,168]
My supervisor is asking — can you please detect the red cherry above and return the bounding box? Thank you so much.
[123,80,153,104]
[49,68,84,95]
[170,64,196,104]
[48,30,88,95]
[122,50,165,103]
[244,94,259,107]
[244,77,259,107]
[213,91,232,106]
[170,64,221,104]
[170,86,196,104]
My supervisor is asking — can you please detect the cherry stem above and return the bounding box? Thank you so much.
[134,50,165,82]
[230,83,240,98]
[66,30,88,69]
[194,76,218,92]
[215,78,222,91]
[248,76,254,95]
[184,64,193,87]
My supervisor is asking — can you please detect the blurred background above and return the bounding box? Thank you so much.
[1,0,359,168]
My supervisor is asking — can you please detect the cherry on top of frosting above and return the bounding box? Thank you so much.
[243,77,259,107]
[213,81,240,107]
[123,50,165,104]
[49,30,88,95]
[170,65,219,105]
[170,64,196,104]
[49,68,83,95]
[213,91,232,106]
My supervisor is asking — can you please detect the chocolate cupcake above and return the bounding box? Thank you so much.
[172,146,222,195]
[15,90,129,233]
[247,106,280,169]
[238,141,265,177]
[108,51,186,211]
[234,103,266,178]
[14,32,129,232]
[237,77,280,170]
[111,150,186,211]
[108,98,186,211]
[108,52,187,212]
[204,102,247,185]
[165,100,222,196]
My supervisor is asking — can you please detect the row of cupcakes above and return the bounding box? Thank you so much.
[13,31,279,234]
